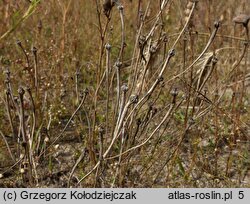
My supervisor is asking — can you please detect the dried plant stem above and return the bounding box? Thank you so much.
[5,90,16,139]
[18,87,34,184]
[67,148,86,187]
[153,120,195,184]
[0,130,15,162]
[117,5,125,62]
[32,47,38,94]
[26,87,36,147]
[105,44,111,137]
[171,2,197,50]
[166,22,220,84]
[108,100,180,160]
[128,2,150,93]
[17,41,30,70]
[38,90,88,158]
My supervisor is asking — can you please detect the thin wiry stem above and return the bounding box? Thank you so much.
[0,130,15,162]
[166,22,220,84]
[38,90,88,158]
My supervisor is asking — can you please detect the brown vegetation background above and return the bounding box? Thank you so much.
[0,0,249,187]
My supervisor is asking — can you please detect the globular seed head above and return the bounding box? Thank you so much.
[171,88,178,104]
[121,84,128,92]
[5,88,10,95]
[214,21,220,29]
[162,33,168,43]
[158,76,164,82]
[168,49,175,57]
[18,87,25,96]
[32,46,37,54]
[105,43,112,51]
[16,40,22,46]
[139,35,146,46]
[115,61,122,69]
[212,56,218,64]
[38,19,42,30]
[83,88,89,95]
[103,0,115,17]
[171,88,178,97]
[98,125,105,135]
[150,45,157,54]
[130,94,138,104]
[136,118,141,125]
[118,5,124,11]
[243,41,249,47]
[188,117,195,126]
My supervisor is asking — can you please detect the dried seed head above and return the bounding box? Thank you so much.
[212,56,218,64]
[244,41,249,46]
[5,88,10,95]
[162,32,168,43]
[0,174,3,179]
[130,94,138,104]
[150,45,157,54]
[32,46,37,54]
[105,43,112,51]
[98,125,105,134]
[18,87,25,95]
[171,88,178,104]
[233,14,250,26]
[188,117,195,126]
[171,88,178,97]
[16,40,22,46]
[214,21,220,29]
[158,76,164,82]
[103,0,115,17]
[168,49,175,57]
[83,88,89,95]
[121,84,128,92]
[115,61,122,68]
[139,35,146,46]
[118,5,124,11]
[136,118,141,125]
[38,19,42,31]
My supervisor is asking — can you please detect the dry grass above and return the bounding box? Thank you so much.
[0,0,249,187]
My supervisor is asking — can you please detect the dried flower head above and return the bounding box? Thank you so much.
[233,14,250,27]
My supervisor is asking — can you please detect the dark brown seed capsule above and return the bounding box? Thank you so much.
[233,14,250,27]
[103,0,115,17]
